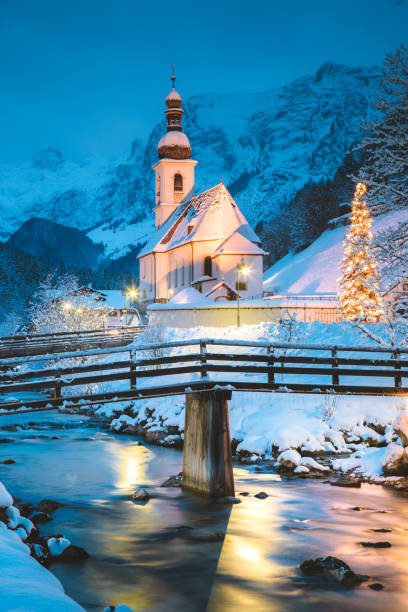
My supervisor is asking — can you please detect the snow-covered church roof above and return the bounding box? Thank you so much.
[138,183,263,257]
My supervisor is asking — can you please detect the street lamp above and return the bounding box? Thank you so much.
[236,263,250,328]
[125,289,138,326]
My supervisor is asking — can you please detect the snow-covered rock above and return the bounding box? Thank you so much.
[294,465,309,474]
[0,482,13,508]
[48,537,71,557]
[277,449,301,468]
[6,506,33,535]
[299,457,330,472]
[393,408,408,447]
[381,443,407,476]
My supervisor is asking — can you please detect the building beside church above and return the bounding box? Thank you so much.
[138,74,266,303]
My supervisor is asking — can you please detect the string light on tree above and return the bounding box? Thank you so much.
[338,183,383,322]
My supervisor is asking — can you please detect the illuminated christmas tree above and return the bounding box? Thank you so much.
[338,183,383,321]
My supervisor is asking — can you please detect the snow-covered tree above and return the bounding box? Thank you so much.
[338,183,383,321]
[28,273,109,333]
[357,44,408,212]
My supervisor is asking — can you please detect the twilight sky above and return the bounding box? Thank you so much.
[0,0,406,163]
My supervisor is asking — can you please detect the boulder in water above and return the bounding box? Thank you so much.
[131,488,151,502]
[254,491,269,499]
[37,499,62,514]
[32,512,53,525]
[300,556,369,588]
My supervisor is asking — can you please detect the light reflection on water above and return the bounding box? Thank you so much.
[1,411,408,611]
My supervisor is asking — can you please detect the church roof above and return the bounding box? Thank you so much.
[205,280,237,299]
[138,183,262,257]
[213,230,267,256]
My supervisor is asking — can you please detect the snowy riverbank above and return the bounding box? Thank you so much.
[91,322,408,485]
[0,481,84,612]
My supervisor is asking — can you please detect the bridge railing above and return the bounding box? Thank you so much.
[0,326,145,359]
[1,338,408,413]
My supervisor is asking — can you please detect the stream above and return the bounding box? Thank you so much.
[1,410,408,611]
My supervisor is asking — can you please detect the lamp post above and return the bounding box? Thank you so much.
[125,289,138,326]
[236,263,250,328]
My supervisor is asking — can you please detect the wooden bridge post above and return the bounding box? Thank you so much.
[393,349,402,389]
[54,371,62,399]
[267,344,274,385]
[331,347,339,386]
[182,390,234,498]
[130,350,137,389]
[200,340,208,378]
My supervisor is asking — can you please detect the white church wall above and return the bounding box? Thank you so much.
[148,302,341,328]
[213,253,264,298]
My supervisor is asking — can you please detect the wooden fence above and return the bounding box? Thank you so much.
[1,338,408,414]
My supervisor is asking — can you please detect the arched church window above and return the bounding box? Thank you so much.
[204,256,212,277]
[174,173,183,193]
[156,175,161,200]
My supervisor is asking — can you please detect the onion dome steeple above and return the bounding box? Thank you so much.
[158,67,192,160]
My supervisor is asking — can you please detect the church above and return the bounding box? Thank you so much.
[138,74,266,304]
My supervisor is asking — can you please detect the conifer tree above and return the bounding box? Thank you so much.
[357,44,408,212]
[338,183,383,321]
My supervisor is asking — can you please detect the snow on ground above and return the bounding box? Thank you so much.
[0,481,83,611]
[263,209,408,295]
[91,321,407,481]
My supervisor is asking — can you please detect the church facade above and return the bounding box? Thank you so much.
[138,75,266,303]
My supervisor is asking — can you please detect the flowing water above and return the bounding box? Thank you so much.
[1,410,408,612]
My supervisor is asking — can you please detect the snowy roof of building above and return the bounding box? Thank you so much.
[98,290,126,309]
[191,275,216,284]
[169,286,213,304]
[213,230,266,256]
[205,280,237,298]
[138,183,262,257]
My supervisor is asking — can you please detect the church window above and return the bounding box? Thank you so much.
[156,174,161,200]
[174,264,178,287]
[204,256,212,277]
[236,280,247,291]
[181,259,184,285]
[174,173,183,193]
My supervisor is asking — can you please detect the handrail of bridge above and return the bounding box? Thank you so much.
[0,326,144,343]
[1,338,408,413]
[0,326,146,360]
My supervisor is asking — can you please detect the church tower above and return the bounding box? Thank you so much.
[153,69,197,229]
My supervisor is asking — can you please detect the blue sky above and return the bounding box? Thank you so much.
[0,0,406,162]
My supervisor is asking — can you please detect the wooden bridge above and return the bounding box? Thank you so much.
[1,333,408,498]
[0,326,144,359]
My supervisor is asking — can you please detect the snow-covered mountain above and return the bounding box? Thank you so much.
[0,62,379,259]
